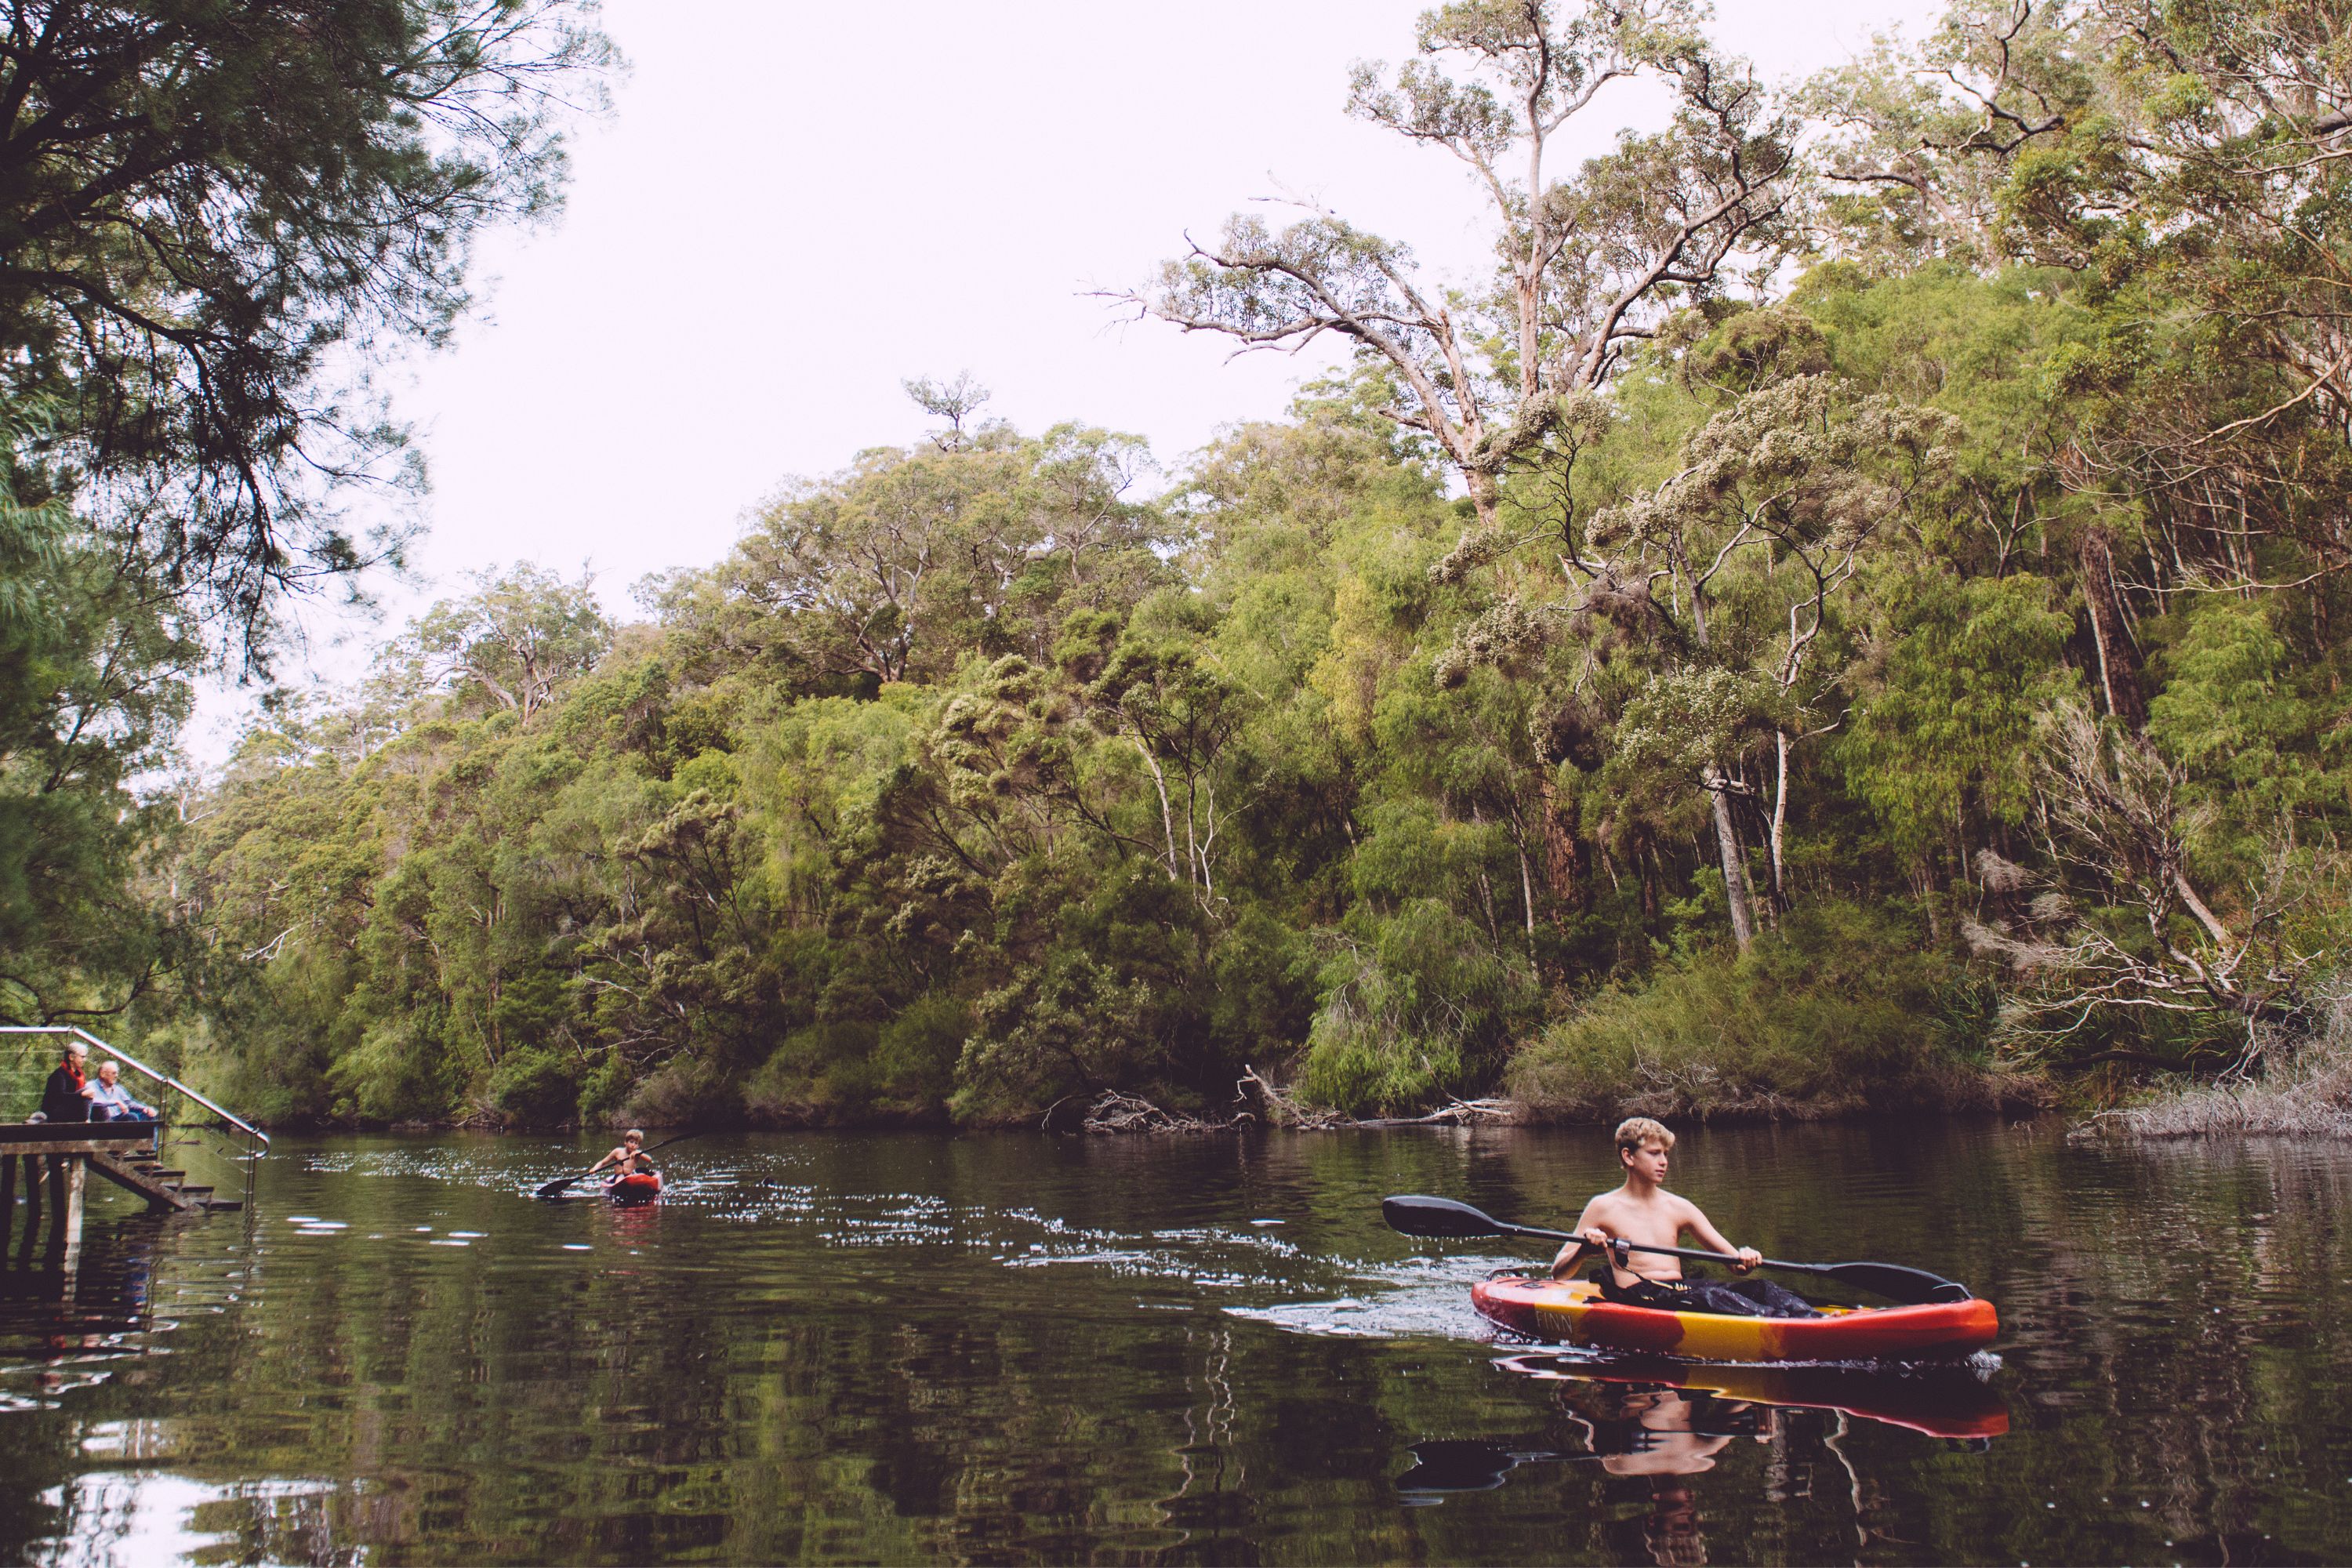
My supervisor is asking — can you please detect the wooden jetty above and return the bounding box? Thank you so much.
[1,1122,241,1254]
[0,1027,265,1270]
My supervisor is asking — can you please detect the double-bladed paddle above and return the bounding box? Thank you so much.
[534,1131,702,1200]
[1381,1193,1973,1305]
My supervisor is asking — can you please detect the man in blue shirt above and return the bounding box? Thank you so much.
[85,1060,155,1122]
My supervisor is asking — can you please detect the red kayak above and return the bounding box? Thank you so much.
[604,1171,662,1201]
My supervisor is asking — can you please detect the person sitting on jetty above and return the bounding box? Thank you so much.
[85,1061,156,1122]
[1551,1116,1820,1319]
[37,1041,93,1123]
[586,1129,658,1181]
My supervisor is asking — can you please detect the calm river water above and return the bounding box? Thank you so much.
[1,1120,2348,1564]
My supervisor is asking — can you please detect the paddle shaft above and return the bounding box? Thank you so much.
[1479,1216,1809,1275]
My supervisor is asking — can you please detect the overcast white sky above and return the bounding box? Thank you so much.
[192,0,1936,757]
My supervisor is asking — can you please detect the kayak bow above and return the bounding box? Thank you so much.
[1472,1274,1998,1362]
[604,1171,662,1201]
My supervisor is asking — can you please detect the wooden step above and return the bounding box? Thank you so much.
[85,1152,201,1212]
[71,1151,241,1218]
[202,1199,242,1212]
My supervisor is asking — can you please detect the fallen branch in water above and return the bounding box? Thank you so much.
[1353,1097,1526,1129]
[1076,1090,1242,1135]
[1236,1065,1348,1129]
[1059,1070,1526,1135]
[1240,1065,1523,1130]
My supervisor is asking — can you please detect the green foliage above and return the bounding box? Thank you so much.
[1508,902,2009,1120]
[1298,898,1538,1114]
[1843,570,2076,861]
[0,0,614,652]
[2147,598,2329,827]
[72,0,2352,1124]
[142,236,2352,1123]
[0,5,614,1122]
[0,402,201,1026]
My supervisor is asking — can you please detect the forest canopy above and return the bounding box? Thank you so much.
[0,0,612,1034]
[31,0,2352,1130]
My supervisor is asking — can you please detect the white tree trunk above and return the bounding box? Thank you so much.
[1704,768,1758,952]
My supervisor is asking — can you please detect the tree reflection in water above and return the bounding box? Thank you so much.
[0,1218,160,1407]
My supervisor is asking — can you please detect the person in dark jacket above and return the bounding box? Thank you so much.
[38,1041,93,1123]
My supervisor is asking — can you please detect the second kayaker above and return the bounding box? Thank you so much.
[1550,1116,1820,1319]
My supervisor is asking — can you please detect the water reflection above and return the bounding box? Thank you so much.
[36,1472,358,1568]
[1495,1351,2009,1441]
[2,1125,2350,1563]
[1404,1360,2006,1565]
[0,1221,164,1412]
[1396,1394,1755,1566]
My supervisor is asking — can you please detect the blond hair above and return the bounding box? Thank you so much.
[1614,1116,1675,1154]
[622,1128,644,1144]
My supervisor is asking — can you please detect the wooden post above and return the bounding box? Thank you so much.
[48,1153,69,1234]
[0,1153,14,1243]
[20,1155,43,1242]
[58,1155,83,1267]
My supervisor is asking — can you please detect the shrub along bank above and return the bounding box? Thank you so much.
[1507,904,2037,1123]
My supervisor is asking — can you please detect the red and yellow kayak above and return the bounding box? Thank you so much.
[1472,1275,1998,1362]
[604,1171,662,1200]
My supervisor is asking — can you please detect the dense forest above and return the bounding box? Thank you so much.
[10,0,2352,1131]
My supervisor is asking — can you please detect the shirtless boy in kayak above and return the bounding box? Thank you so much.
[588,1129,658,1181]
[1550,1116,1817,1319]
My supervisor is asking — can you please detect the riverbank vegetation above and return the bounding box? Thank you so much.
[2099,996,2352,1138]
[12,0,2352,1134]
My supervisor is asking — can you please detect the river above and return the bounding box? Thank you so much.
[1,1120,2347,1564]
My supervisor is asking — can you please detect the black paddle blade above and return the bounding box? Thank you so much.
[1396,1440,1526,1497]
[534,1175,584,1199]
[1819,1261,1972,1305]
[1383,1194,1511,1240]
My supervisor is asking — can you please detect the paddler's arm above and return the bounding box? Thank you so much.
[1550,1203,1609,1279]
[1680,1200,1762,1273]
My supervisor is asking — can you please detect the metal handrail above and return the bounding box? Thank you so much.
[0,1024,270,1149]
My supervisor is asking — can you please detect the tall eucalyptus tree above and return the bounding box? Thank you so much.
[1132,0,1797,528]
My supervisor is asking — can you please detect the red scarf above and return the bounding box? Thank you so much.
[60,1058,84,1090]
